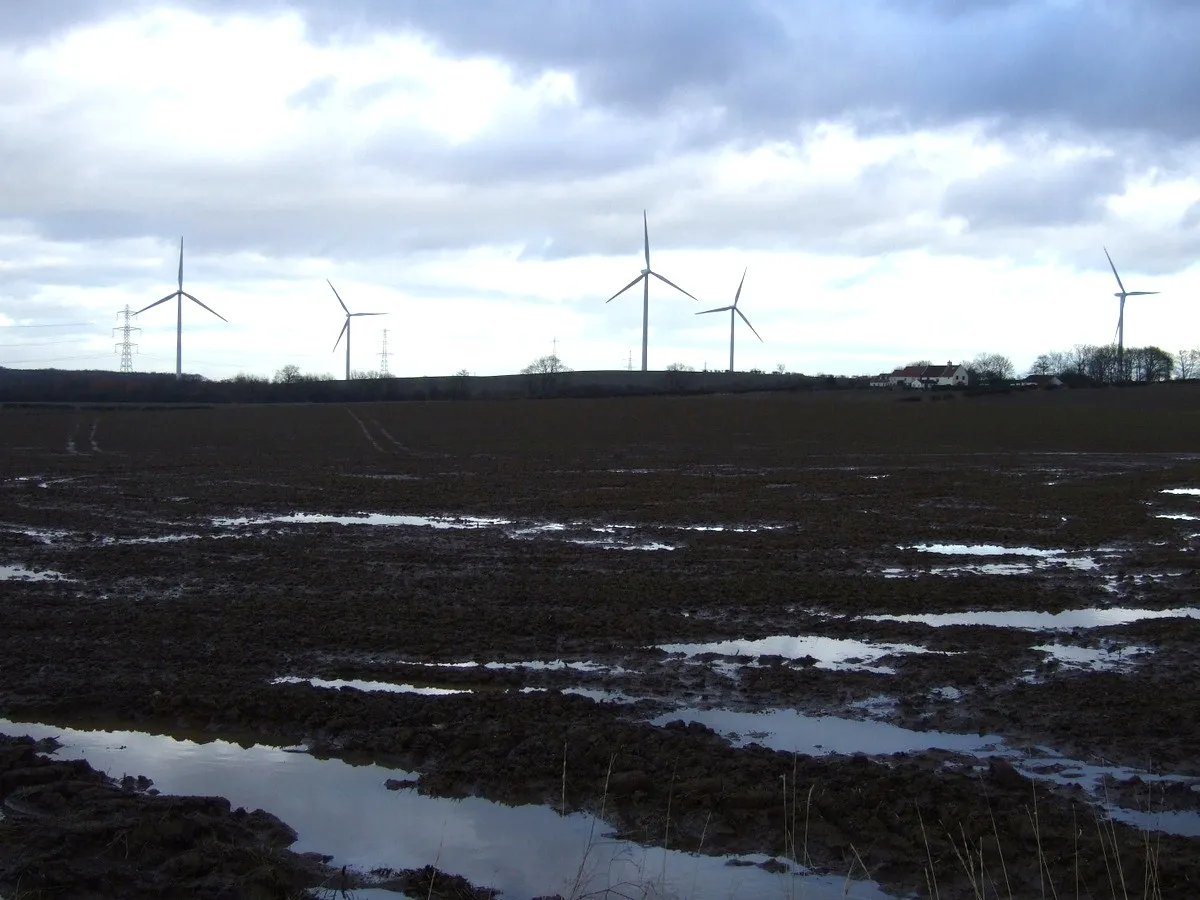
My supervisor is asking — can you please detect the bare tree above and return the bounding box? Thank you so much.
[1127,346,1174,382]
[1177,349,1200,380]
[969,353,1015,383]
[665,362,695,372]
[522,354,571,375]
[273,364,302,384]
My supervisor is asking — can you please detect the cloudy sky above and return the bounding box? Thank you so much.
[2,0,1198,379]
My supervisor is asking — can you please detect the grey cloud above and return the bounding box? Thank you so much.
[11,2,1200,143]
[276,0,1200,143]
[1182,200,1200,230]
[286,75,338,110]
[941,152,1126,229]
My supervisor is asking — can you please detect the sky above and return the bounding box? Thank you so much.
[1,0,1198,380]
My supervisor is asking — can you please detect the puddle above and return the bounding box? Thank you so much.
[406,659,633,676]
[1160,488,1200,496]
[860,607,1200,630]
[566,538,678,551]
[272,676,471,696]
[0,563,68,581]
[906,543,1078,557]
[650,708,1004,757]
[0,719,892,900]
[520,687,644,704]
[675,524,785,533]
[0,525,75,545]
[888,544,1107,577]
[1016,754,1200,837]
[1032,643,1153,672]
[1157,513,1200,521]
[657,636,940,673]
[644,712,1200,838]
[930,686,963,701]
[213,513,511,529]
[886,562,1053,577]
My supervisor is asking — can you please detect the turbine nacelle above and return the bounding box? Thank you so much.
[328,280,385,381]
[696,267,762,372]
[135,237,226,379]
[1102,247,1159,377]
[603,210,698,371]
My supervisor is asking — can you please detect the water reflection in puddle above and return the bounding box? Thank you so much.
[650,708,1004,756]
[1032,644,1153,672]
[861,608,1200,629]
[214,513,511,529]
[1157,513,1200,521]
[907,543,1072,557]
[273,676,471,696]
[0,719,892,900]
[0,563,68,581]
[657,636,940,673]
[1160,488,1200,496]
[894,543,1105,575]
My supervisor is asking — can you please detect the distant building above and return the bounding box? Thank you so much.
[1019,374,1064,389]
[871,362,968,389]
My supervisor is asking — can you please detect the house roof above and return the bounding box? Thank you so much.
[891,364,962,378]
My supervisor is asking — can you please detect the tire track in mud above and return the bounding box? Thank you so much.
[88,418,102,453]
[66,423,80,455]
[344,407,384,453]
[362,413,410,453]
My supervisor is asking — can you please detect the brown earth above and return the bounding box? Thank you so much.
[2,386,1200,898]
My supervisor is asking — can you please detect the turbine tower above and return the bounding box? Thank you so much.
[1104,248,1159,378]
[605,211,698,371]
[135,237,226,379]
[696,268,762,372]
[328,280,385,381]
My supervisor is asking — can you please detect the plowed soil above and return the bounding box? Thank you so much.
[2,386,1200,899]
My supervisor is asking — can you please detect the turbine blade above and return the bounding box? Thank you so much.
[643,210,650,269]
[1103,247,1126,294]
[732,267,747,308]
[135,292,178,315]
[327,279,350,315]
[333,319,348,351]
[351,312,386,316]
[606,273,645,303]
[178,237,184,291]
[181,291,227,322]
[1126,291,1160,296]
[650,270,699,302]
[737,307,763,342]
[696,305,734,315]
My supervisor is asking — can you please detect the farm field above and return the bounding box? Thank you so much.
[2,386,1200,899]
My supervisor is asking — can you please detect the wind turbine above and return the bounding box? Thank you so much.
[135,237,226,379]
[605,210,699,371]
[328,280,385,381]
[696,268,762,372]
[1104,247,1159,378]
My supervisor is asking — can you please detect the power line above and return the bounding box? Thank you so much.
[0,339,86,348]
[4,354,115,365]
[0,322,94,329]
[113,305,140,373]
[379,328,390,377]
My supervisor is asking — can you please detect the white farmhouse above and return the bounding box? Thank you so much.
[872,362,969,389]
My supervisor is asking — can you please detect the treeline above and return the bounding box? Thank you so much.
[0,366,830,405]
[1029,345,1198,384]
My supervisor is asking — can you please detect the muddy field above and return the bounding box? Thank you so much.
[2,386,1200,899]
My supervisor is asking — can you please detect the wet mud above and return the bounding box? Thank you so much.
[2,389,1200,898]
